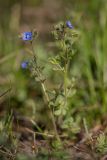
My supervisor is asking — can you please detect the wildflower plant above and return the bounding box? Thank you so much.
[20,21,79,143]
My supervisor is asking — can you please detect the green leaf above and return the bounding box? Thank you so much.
[54,109,61,116]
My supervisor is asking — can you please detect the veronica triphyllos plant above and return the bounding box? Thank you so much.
[20,21,79,144]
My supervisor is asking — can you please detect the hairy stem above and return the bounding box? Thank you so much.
[31,42,60,141]
[64,61,68,102]
[63,40,68,104]
[41,82,60,141]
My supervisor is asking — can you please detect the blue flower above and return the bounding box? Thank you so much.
[22,32,33,41]
[21,61,29,69]
[66,21,73,29]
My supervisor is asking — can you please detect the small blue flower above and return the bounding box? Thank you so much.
[22,32,33,41]
[66,21,73,29]
[21,61,29,69]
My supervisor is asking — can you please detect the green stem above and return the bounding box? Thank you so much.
[41,82,60,141]
[64,52,69,105]
[41,82,50,102]
[62,40,68,103]
[64,62,68,102]
[30,41,60,141]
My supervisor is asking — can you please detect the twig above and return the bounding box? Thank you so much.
[0,88,11,98]
[73,145,87,153]
[25,127,67,138]
[0,148,14,159]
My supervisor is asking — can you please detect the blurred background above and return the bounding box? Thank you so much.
[0,0,107,129]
